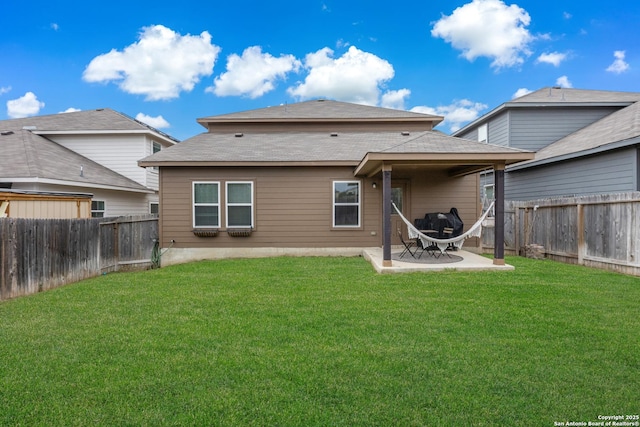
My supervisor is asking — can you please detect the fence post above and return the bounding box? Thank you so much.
[514,205,520,253]
[577,203,585,265]
[114,221,120,272]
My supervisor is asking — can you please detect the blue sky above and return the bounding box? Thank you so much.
[1,0,639,140]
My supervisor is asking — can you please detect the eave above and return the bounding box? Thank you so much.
[354,152,535,177]
[32,129,178,145]
[138,160,359,168]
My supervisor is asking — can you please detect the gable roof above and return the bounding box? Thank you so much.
[511,87,640,104]
[0,128,153,193]
[0,108,179,144]
[197,99,443,127]
[142,100,533,176]
[453,87,640,137]
[509,98,640,170]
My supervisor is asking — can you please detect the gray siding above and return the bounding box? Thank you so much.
[509,107,619,151]
[488,112,509,146]
[505,147,638,200]
[456,128,477,142]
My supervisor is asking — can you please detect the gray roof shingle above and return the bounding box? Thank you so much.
[512,87,640,104]
[0,108,179,142]
[0,129,150,191]
[0,110,161,192]
[198,99,443,123]
[140,130,530,165]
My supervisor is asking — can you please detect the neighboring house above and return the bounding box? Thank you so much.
[453,87,640,201]
[139,99,532,267]
[0,109,178,217]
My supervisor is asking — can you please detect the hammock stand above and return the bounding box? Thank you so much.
[392,201,495,255]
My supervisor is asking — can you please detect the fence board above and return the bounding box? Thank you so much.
[482,192,640,276]
[1,216,157,300]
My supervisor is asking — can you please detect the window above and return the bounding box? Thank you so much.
[333,181,360,227]
[483,184,495,215]
[91,200,105,218]
[152,142,161,171]
[226,182,253,228]
[478,123,488,143]
[150,202,159,215]
[193,182,220,228]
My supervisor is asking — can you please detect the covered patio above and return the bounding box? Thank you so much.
[354,139,534,269]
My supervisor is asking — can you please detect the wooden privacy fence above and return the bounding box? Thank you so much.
[482,192,640,276]
[0,216,158,300]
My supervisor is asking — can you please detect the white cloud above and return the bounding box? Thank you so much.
[606,50,630,74]
[135,113,170,129]
[512,88,532,99]
[556,75,572,88]
[411,99,488,132]
[0,86,11,95]
[287,46,395,105]
[209,46,301,98]
[50,23,59,31]
[536,52,567,67]
[7,92,45,118]
[83,25,220,101]
[59,108,81,113]
[380,89,411,110]
[563,11,572,19]
[431,0,533,69]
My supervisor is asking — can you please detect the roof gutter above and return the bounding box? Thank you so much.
[2,177,156,194]
[32,129,179,145]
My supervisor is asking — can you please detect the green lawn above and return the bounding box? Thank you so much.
[1,256,638,426]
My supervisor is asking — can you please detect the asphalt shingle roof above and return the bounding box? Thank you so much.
[512,87,640,104]
[140,130,530,165]
[0,108,179,143]
[198,99,443,123]
[0,110,168,191]
[0,128,150,191]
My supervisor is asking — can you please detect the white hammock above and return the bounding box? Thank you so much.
[392,201,495,254]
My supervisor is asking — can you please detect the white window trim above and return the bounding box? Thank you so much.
[91,200,106,218]
[483,184,495,215]
[149,202,159,215]
[333,180,361,228]
[192,181,220,228]
[151,142,161,171]
[225,181,254,229]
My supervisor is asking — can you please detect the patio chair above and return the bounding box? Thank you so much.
[397,228,420,258]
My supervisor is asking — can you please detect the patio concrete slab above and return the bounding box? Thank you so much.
[362,247,514,274]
